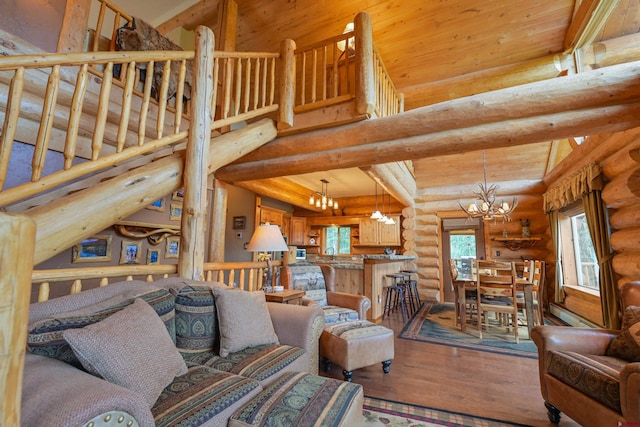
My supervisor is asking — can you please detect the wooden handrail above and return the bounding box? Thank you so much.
[31,260,284,301]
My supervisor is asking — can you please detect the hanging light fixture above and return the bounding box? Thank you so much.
[309,179,338,211]
[384,191,395,225]
[458,151,517,222]
[370,182,382,219]
[378,187,389,223]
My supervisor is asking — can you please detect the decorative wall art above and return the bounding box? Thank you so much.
[119,240,142,264]
[146,198,165,212]
[172,188,184,202]
[71,235,112,263]
[147,248,160,265]
[170,203,183,221]
[233,216,246,230]
[165,236,180,258]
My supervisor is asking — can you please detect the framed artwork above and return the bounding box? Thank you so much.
[233,216,246,230]
[172,188,185,202]
[147,248,160,265]
[71,235,112,263]
[146,198,165,212]
[170,203,183,221]
[119,240,142,264]
[165,236,180,258]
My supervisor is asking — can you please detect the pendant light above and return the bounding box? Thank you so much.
[370,182,382,219]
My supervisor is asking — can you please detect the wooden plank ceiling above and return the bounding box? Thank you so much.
[151,0,640,203]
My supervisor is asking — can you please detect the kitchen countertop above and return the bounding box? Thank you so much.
[296,254,416,270]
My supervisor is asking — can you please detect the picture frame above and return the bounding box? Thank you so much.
[71,235,112,263]
[119,240,142,264]
[147,248,160,265]
[170,203,183,221]
[146,198,165,212]
[172,188,185,202]
[165,236,180,258]
[233,215,246,230]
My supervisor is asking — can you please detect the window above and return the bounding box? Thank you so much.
[571,213,599,290]
[325,227,351,255]
[559,204,599,291]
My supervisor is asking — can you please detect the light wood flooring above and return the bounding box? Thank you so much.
[318,306,580,427]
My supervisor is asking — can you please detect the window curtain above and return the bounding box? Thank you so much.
[582,190,618,328]
[544,163,618,327]
[546,210,563,303]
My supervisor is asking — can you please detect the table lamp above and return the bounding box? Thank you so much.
[246,223,289,291]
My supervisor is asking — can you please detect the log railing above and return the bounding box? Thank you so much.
[89,0,134,53]
[373,44,404,117]
[294,31,356,113]
[31,260,283,302]
[293,12,402,119]
[0,49,288,208]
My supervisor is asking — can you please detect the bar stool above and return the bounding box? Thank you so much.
[382,273,408,322]
[400,269,421,313]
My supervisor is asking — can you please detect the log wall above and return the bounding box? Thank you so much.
[412,189,551,302]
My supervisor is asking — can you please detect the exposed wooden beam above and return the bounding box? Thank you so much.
[218,60,640,182]
[564,0,621,53]
[235,177,324,212]
[361,163,415,207]
[156,0,220,34]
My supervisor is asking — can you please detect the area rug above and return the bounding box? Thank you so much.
[398,303,539,359]
[363,396,531,426]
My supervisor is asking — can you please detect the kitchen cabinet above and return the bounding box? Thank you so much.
[290,217,306,245]
[358,216,400,246]
[260,206,284,227]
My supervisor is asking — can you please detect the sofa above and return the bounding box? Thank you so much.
[532,281,640,426]
[21,277,330,427]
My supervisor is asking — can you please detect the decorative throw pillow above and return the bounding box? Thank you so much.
[606,305,640,362]
[212,288,279,357]
[63,298,188,408]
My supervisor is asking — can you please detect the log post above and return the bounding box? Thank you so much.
[278,39,296,130]
[0,213,36,427]
[179,26,215,280]
[57,0,92,53]
[209,179,228,262]
[354,12,375,116]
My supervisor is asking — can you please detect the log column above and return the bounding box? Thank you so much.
[209,179,228,262]
[180,26,214,280]
[354,12,375,116]
[0,213,36,427]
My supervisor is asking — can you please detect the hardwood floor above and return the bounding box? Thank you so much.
[318,307,580,427]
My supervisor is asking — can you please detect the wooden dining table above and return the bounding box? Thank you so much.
[453,273,535,338]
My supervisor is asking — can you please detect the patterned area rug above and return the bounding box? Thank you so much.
[398,303,539,359]
[363,396,531,426]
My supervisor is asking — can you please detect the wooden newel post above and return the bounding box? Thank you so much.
[180,26,215,280]
[355,11,375,116]
[0,213,36,427]
[278,39,296,130]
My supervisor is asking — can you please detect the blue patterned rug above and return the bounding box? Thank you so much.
[398,303,539,359]
[363,396,531,426]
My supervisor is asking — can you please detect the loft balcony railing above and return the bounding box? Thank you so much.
[293,12,404,119]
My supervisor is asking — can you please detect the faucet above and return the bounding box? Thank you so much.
[326,247,336,260]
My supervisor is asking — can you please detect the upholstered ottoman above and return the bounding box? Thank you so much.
[320,320,394,382]
[229,371,363,426]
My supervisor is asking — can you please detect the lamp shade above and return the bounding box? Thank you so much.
[246,224,289,252]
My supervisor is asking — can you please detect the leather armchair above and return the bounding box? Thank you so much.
[281,264,371,322]
[532,281,640,426]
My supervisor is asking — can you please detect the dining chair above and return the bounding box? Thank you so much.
[517,259,545,326]
[448,259,477,328]
[474,259,519,343]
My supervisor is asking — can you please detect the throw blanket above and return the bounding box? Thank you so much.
[115,17,193,101]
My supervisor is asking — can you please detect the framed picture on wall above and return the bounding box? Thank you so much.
[119,240,142,264]
[165,236,180,258]
[146,198,165,212]
[172,188,185,202]
[170,203,183,221]
[233,216,246,230]
[147,248,160,265]
[71,235,112,263]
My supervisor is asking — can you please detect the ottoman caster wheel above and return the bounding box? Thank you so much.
[342,370,353,382]
[321,357,332,372]
[382,360,392,374]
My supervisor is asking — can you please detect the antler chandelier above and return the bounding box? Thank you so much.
[458,151,517,222]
